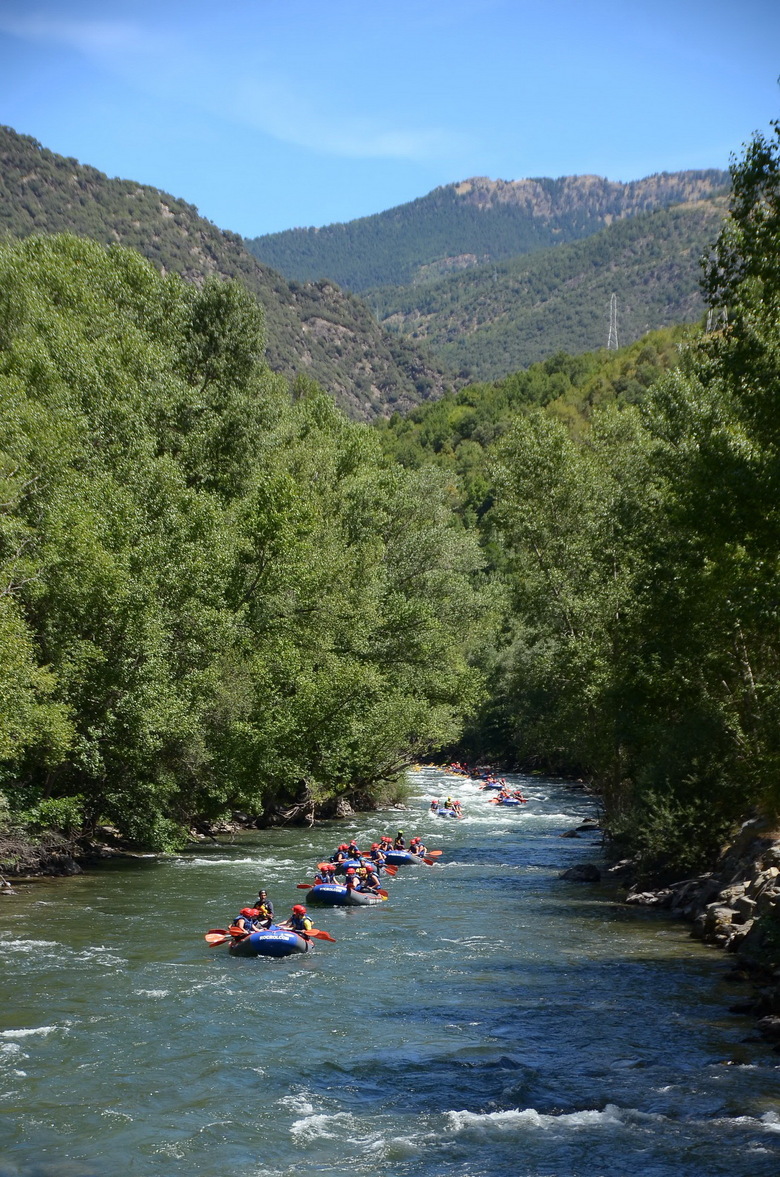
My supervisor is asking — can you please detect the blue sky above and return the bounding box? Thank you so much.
[1,0,778,236]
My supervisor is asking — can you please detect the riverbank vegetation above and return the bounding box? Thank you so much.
[380,122,780,877]
[0,234,485,856]
[2,124,778,879]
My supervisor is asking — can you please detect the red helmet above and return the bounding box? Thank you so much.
[292,904,306,915]
[339,843,348,850]
[240,908,259,917]
[346,867,356,874]
[371,843,380,849]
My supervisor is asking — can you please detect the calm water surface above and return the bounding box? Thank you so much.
[2,769,780,1177]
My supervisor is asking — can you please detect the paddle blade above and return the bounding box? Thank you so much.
[425,850,443,856]
[297,883,314,889]
[382,864,398,876]
[309,928,336,943]
[205,932,230,946]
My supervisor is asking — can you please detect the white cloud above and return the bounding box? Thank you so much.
[0,9,469,162]
[0,14,154,56]
[233,76,468,161]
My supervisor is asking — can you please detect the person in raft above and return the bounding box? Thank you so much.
[366,842,386,866]
[346,839,361,859]
[410,836,427,856]
[359,865,381,893]
[281,904,313,936]
[231,907,261,936]
[452,799,463,816]
[253,890,274,924]
[313,864,337,884]
[380,834,393,851]
[344,866,362,893]
[394,830,406,849]
[429,799,439,813]
[331,843,350,863]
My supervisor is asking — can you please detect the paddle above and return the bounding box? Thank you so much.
[204,926,249,945]
[424,849,443,856]
[303,928,337,942]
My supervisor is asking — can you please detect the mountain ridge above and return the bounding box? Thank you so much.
[366,195,727,382]
[0,124,449,420]
[246,168,729,293]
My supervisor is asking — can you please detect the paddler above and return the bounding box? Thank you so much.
[410,836,427,857]
[394,830,406,849]
[360,865,381,893]
[281,904,313,937]
[253,889,274,925]
[231,907,261,937]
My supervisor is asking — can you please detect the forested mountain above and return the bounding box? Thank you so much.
[0,125,448,420]
[367,198,727,381]
[246,170,728,292]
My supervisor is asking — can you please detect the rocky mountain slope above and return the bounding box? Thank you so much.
[246,169,729,293]
[0,125,448,420]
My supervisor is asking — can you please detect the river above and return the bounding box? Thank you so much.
[2,768,779,1177]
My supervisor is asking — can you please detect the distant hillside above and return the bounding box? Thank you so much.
[0,125,448,420]
[246,171,728,293]
[375,325,691,510]
[365,197,727,382]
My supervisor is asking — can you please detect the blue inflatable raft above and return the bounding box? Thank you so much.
[382,849,420,866]
[228,925,312,958]
[306,884,384,906]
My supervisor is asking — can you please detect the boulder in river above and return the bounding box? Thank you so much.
[559,863,601,882]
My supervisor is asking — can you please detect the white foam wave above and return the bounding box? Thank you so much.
[277,1092,317,1116]
[0,936,60,952]
[177,855,296,868]
[445,1104,644,1134]
[722,1112,780,1133]
[176,856,263,867]
[134,989,169,998]
[1,1025,57,1039]
[290,1111,355,1139]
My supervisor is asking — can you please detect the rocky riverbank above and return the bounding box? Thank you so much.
[623,818,780,1047]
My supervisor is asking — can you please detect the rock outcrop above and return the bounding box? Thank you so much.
[623,819,780,1043]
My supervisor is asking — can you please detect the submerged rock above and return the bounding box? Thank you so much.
[560,863,601,882]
